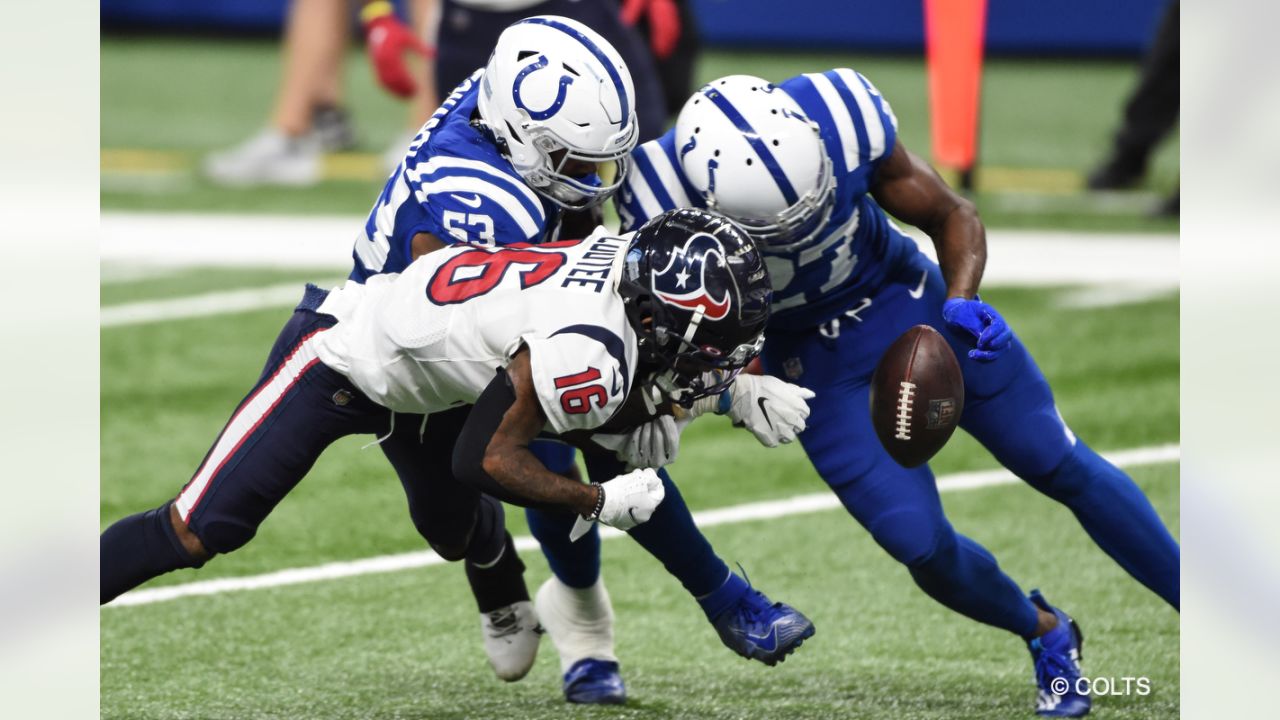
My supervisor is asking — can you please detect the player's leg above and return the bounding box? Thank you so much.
[101,304,380,603]
[522,441,619,703]
[586,451,815,666]
[204,0,350,185]
[526,441,600,588]
[764,319,1042,637]
[925,268,1181,608]
[379,407,539,682]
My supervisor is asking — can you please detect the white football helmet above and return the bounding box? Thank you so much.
[476,16,638,210]
[674,75,835,250]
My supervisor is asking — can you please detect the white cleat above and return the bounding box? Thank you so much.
[480,600,542,682]
[202,128,321,187]
[536,575,618,674]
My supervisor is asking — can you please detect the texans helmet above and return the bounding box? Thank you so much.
[619,208,772,405]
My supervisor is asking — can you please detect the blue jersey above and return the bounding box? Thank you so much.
[351,70,562,281]
[615,68,918,328]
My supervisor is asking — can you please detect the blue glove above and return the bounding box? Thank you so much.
[942,297,1012,362]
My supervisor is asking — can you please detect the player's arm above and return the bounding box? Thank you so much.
[870,139,1012,360]
[454,349,664,531]
[411,231,447,259]
[584,371,816,469]
[454,350,597,513]
[869,139,985,300]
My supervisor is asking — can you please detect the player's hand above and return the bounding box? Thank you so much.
[620,0,682,60]
[942,297,1013,361]
[361,1,433,99]
[571,468,665,540]
[727,374,816,447]
[619,414,683,468]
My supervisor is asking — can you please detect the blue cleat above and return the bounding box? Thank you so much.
[563,658,626,705]
[712,587,815,666]
[1027,590,1091,717]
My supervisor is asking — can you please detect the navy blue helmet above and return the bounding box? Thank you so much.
[620,207,772,405]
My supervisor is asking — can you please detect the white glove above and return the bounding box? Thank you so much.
[727,374,816,447]
[569,468,665,541]
[594,414,684,469]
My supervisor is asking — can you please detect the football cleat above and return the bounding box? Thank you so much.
[712,587,815,666]
[1027,590,1091,718]
[480,600,543,682]
[562,659,627,705]
[202,128,321,187]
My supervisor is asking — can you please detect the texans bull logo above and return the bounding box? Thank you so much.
[652,232,732,320]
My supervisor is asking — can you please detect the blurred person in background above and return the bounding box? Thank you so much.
[1086,0,1179,216]
[204,0,438,186]
[619,0,701,122]
[364,0,668,145]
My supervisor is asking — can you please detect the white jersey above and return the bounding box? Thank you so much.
[315,228,638,435]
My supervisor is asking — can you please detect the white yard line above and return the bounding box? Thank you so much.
[101,283,311,327]
[100,213,1178,327]
[106,443,1179,608]
[100,212,1178,281]
[1052,283,1179,309]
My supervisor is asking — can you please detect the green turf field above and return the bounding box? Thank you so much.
[101,34,1179,719]
[100,269,1179,718]
[101,38,1179,231]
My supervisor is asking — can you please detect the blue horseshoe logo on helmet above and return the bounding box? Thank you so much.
[512,55,575,121]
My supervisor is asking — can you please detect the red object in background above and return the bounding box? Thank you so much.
[744,357,764,375]
[620,0,683,60]
[363,7,434,99]
[924,0,987,190]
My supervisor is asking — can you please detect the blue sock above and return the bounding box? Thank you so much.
[909,531,1041,637]
[1026,441,1180,609]
[624,469,731,600]
[526,507,601,589]
[694,569,746,620]
[100,502,201,604]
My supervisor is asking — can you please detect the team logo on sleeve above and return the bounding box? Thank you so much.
[652,232,732,320]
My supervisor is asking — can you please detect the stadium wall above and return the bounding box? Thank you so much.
[101,0,1172,56]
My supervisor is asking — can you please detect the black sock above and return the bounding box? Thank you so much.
[100,502,202,604]
[465,531,529,613]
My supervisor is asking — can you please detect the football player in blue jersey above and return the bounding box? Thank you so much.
[608,72,1181,717]
[350,17,817,704]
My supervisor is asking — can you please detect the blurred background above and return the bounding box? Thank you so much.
[100,0,1179,231]
[98,3,1182,718]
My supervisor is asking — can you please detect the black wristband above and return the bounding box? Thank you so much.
[587,482,605,521]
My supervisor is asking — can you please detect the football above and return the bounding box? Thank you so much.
[870,325,965,468]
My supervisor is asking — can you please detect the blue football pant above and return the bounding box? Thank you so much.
[761,253,1180,637]
[148,298,503,562]
[525,444,731,600]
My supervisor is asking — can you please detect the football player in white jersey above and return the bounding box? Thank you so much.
[347,15,819,703]
[612,73,1181,717]
[99,209,787,628]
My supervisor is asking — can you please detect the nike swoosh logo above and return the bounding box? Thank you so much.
[610,367,622,396]
[756,397,774,430]
[738,625,779,652]
[908,270,928,299]
[452,193,483,209]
